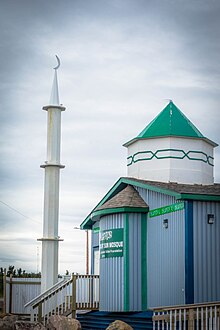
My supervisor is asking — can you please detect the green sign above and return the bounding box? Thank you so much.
[93,227,100,234]
[100,228,124,259]
[149,202,184,218]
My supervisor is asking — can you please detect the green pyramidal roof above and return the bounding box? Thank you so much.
[124,101,217,147]
[139,102,204,138]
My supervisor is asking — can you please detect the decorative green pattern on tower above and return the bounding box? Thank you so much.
[127,148,214,166]
[138,101,204,139]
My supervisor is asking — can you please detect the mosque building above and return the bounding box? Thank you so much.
[80,101,220,311]
[8,59,220,328]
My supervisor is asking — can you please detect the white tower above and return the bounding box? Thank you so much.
[38,56,65,292]
[124,101,218,185]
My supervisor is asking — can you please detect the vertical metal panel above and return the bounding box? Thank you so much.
[147,209,185,307]
[136,187,177,210]
[99,214,124,311]
[6,277,41,314]
[91,222,100,274]
[135,187,185,308]
[193,201,220,303]
[185,201,194,304]
[6,280,10,313]
[128,213,142,311]
[92,222,100,247]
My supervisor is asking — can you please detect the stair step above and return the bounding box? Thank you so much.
[76,311,153,330]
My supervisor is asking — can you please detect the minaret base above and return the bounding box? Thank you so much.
[38,238,63,292]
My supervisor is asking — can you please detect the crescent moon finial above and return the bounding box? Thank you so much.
[163,98,173,103]
[53,55,60,70]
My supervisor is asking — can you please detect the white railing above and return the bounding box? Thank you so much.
[152,301,220,329]
[24,275,70,319]
[25,274,99,324]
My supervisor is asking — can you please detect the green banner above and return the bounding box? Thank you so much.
[100,228,124,259]
[149,202,184,218]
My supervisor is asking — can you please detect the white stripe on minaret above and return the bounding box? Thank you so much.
[38,56,66,293]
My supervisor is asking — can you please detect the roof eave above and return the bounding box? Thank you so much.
[92,206,148,221]
[180,193,220,201]
[123,138,138,147]
[80,177,181,230]
[80,177,220,230]
[80,178,127,230]
[123,135,218,147]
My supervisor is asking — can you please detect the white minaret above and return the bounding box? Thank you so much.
[38,56,65,292]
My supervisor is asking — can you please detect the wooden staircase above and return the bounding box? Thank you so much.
[25,274,99,325]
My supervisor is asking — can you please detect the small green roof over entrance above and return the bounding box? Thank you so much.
[124,101,217,147]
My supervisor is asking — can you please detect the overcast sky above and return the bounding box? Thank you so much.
[0,0,220,275]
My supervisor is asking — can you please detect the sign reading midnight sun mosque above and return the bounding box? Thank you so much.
[100,228,124,258]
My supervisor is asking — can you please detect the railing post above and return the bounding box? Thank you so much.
[3,272,6,315]
[188,308,194,329]
[38,302,43,324]
[152,312,156,330]
[9,274,13,314]
[72,274,76,318]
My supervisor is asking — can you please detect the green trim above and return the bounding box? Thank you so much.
[92,206,149,220]
[127,148,214,167]
[180,194,220,201]
[124,213,130,311]
[141,214,147,310]
[93,227,100,233]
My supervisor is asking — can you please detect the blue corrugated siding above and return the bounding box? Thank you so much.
[128,213,142,311]
[91,222,100,274]
[92,222,100,247]
[147,210,185,307]
[136,187,176,210]
[99,214,124,311]
[185,201,194,304]
[193,201,220,303]
[136,187,185,307]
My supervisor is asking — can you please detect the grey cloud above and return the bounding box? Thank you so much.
[0,0,219,273]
